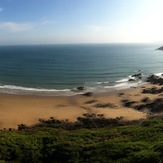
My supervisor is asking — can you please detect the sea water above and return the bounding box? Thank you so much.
[0,43,162,95]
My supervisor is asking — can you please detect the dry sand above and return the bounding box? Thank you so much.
[0,83,160,129]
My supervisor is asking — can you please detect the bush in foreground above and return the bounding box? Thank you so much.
[0,115,163,162]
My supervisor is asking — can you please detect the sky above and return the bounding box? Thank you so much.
[0,0,163,45]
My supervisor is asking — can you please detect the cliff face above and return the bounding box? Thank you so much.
[157,46,163,50]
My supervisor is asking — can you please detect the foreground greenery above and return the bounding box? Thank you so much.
[1,115,163,162]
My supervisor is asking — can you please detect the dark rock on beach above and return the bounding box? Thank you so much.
[94,103,116,108]
[142,87,163,94]
[118,93,124,96]
[141,97,151,103]
[77,86,85,91]
[121,99,137,107]
[125,101,136,107]
[82,92,93,97]
[135,98,163,113]
[146,74,163,85]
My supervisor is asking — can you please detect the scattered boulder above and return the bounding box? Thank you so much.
[82,92,93,97]
[94,103,116,108]
[131,73,142,79]
[118,93,124,96]
[85,99,97,104]
[121,99,137,107]
[124,101,136,107]
[128,73,143,82]
[77,86,85,91]
[141,97,151,103]
[128,79,135,82]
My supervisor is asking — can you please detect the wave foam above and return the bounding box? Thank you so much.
[97,81,109,84]
[154,72,163,78]
[0,71,147,96]
[110,82,144,91]
[0,84,74,96]
[116,78,128,83]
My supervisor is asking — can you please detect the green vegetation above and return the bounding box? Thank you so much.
[1,115,163,162]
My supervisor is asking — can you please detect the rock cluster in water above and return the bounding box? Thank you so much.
[76,86,85,91]
[131,73,142,79]
[128,73,143,82]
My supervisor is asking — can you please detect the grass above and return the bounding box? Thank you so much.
[0,115,163,162]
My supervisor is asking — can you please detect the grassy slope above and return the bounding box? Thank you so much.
[0,118,163,162]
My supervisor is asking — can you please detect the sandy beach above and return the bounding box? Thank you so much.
[0,83,162,129]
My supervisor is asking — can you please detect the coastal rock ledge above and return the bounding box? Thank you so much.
[146,74,163,85]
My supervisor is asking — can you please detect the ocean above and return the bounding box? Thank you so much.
[0,43,162,96]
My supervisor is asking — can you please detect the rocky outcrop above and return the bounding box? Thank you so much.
[135,98,163,113]
[142,87,163,94]
[128,73,143,82]
[76,86,85,91]
[146,74,163,85]
[82,92,93,97]
[131,73,142,79]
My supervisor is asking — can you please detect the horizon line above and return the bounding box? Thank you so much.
[0,42,161,46]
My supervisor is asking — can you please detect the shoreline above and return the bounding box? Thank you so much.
[0,82,158,129]
[0,81,148,97]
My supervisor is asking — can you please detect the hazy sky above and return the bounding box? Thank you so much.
[0,0,163,45]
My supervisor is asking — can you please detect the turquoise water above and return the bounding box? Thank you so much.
[0,43,162,95]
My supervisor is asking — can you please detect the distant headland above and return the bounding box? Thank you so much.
[157,46,163,50]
